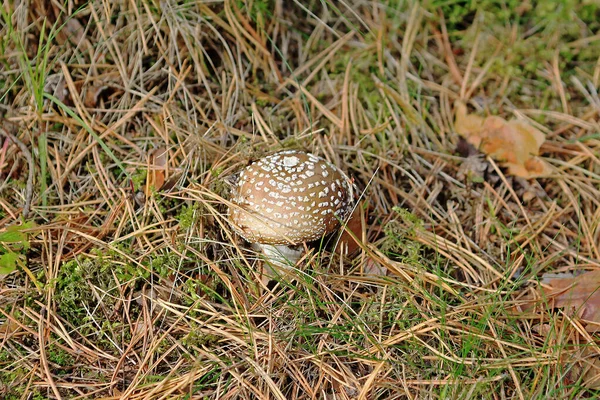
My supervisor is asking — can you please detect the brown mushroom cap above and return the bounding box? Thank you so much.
[228,150,354,245]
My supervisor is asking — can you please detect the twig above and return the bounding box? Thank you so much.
[0,127,34,218]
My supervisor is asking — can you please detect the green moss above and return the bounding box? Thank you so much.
[130,168,147,191]
[183,329,220,348]
[51,249,143,326]
[382,207,425,265]
[183,276,228,305]
[430,0,599,30]
[429,0,599,89]
[0,350,33,399]
[47,342,75,374]
[156,196,179,215]
[176,204,199,230]
[149,252,180,278]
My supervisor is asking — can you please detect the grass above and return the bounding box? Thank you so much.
[1,0,600,398]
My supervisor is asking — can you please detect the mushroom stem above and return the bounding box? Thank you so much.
[252,243,304,269]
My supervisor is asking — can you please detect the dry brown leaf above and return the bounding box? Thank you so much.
[363,257,388,276]
[83,85,110,108]
[144,147,168,196]
[454,102,552,179]
[61,17,86,46]
[44,73,69,104]
[335,204,369,256]
[539,270,600,333]
[0,320,20,336]
[524,280,600,389]
[564,348,600,389]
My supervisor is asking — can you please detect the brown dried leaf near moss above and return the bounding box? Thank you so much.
[454,102,552,179]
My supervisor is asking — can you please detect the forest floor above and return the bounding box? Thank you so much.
[1,1,600,399]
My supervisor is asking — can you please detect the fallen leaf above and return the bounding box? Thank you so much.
[455,137,479,157]
[0,252,19,275]
[0,320,20,336]
[0,222,34,278]
[62,17,86,45]
[83,84,110,108]
[537,270,600,333]
[144,147,168,196]
[363,257,388,276]
[44,73,69,104]
[335,204,368,256]
[517,272,600,389]
[454,102,552,179]
[564,348,600,389]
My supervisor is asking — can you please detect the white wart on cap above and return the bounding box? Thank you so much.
[229,150,354,246]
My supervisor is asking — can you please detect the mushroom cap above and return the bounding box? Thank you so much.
[228,150,354,245]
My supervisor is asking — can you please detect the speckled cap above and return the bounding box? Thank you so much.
[228,150,354,245]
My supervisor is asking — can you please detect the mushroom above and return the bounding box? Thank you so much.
[228,150,354,268]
